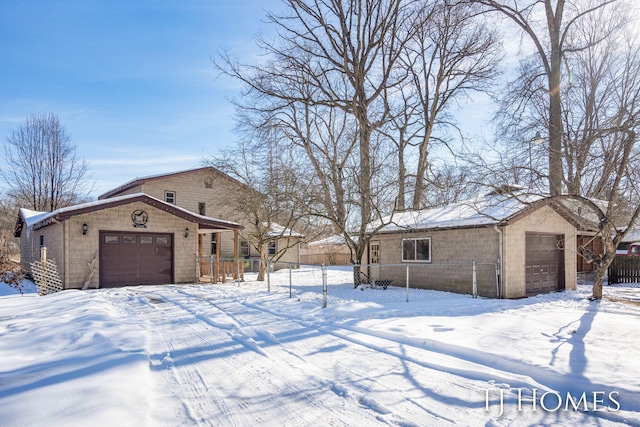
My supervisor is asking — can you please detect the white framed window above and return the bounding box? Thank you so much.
[402,237,431,262]
[165,191,176,204]
[268,241,277,256]
[370,242,380,264]
[240,240,250,258]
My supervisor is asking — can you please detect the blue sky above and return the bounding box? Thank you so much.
[0,0,281,197]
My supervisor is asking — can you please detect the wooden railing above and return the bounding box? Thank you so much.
[199,258,244,283]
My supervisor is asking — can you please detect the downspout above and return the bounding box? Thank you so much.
[493,225,503,298]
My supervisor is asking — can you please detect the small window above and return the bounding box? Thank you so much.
[165,191,176,204]
[240,240,250,258]
[211,233,217,255]
[402,237,431,262]
[370,242,380,264]
[268,241,277,256]
[156,236,169,245]
[140,236,153,244]
[104,235,119,244]
[123,236,136,244]
[198,202,206,216]
[39,235,44,247]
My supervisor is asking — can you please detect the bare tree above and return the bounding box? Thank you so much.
[208,138,318,281]
[474,0,621,196]
[388,0,502,209]
[216,0,418,264]
[1,112,93,212]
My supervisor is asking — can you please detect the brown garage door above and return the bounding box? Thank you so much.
[100,231,173,288]
[525,233,565,295]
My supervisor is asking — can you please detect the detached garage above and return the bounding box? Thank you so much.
[14,193,243,289]
[367,187,577,299]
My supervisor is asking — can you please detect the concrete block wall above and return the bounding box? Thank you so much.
[372,227,500,296]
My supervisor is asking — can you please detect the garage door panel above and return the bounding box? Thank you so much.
[100,232,174,288]
[525,233,564,295]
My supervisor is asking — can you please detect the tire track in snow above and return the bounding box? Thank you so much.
[129,287,390,426]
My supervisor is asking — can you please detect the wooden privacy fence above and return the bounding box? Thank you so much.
[608,256,640,284]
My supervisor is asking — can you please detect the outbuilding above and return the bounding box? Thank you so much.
[14,193,243,289]
[366,188,577,298]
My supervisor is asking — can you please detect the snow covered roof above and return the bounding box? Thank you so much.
[308,234,357,246]
[370,190,548,233]
[265,222,305,238]
[14,193,243,237]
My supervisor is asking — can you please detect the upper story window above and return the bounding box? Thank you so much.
[165,191,176,204]
[198,202,206,216]
[402,237,431,263]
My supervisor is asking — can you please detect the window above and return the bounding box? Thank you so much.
[211,233,217,255]
[165,191,176,204]
[370,242,380,264]
[140,236,153,244]
[104,235,119,244]
[268,241,277,256]
[39,235,44,247]
[198,202,206,216]
[402,237,431,262]
[240,240,250,258]
[156,236,169,245]
[123,236,136,244]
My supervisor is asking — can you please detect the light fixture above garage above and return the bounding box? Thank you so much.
[184,228,189,238]
[82,223,88,236]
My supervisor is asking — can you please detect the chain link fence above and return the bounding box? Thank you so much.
[230,260,499,307]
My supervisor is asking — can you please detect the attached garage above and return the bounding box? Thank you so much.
[15,193,243,290]
[100,231,174,287]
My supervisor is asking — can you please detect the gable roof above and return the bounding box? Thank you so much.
[14,193,243,237]
[370,190,554,234]
[97,166,252,200]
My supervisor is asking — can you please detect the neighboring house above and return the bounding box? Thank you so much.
[98,167,303,274]
[14,193,242,289]
[300,234,353,265]
[366,188,578,298]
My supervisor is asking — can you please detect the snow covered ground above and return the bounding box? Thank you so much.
[1,270,639,427]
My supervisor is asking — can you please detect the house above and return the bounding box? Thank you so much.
[300,234,353,265]
[365,188,577,298]
[14,193,243,289]
[98,167,304,275]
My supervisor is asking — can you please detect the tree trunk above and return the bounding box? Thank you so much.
[257,250,267,282]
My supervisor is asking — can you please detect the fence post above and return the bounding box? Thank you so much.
[209,255,214,284]
[287,264,292,298]
[267,259,271,292]
[406,264,409,302]
[472,260,477,298]
[41,247,48,295]
[322,263,327,308]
